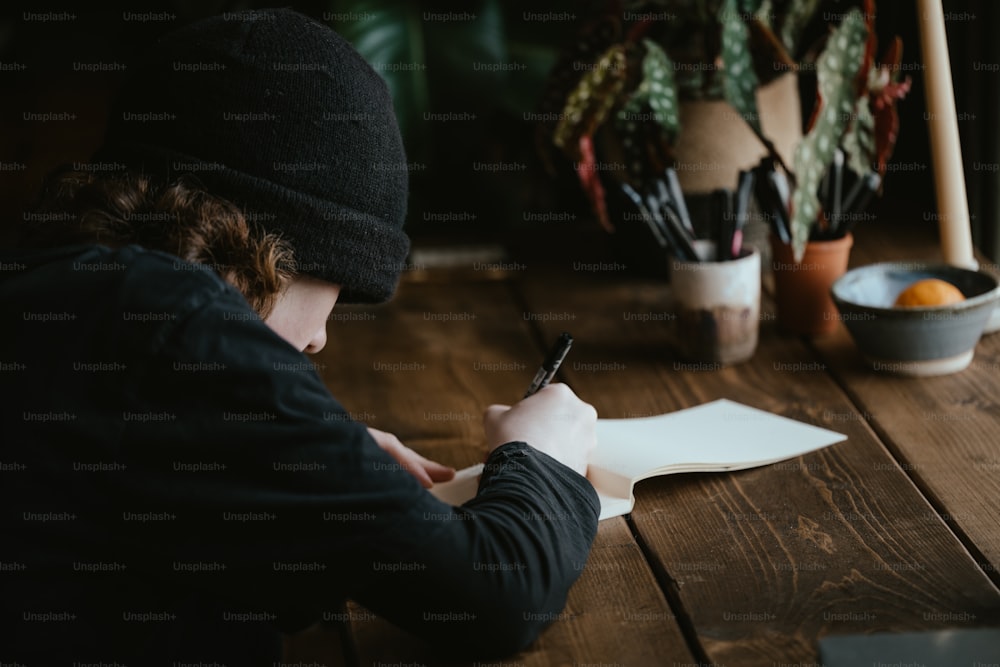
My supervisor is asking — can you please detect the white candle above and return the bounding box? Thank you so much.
[917,0,977,269]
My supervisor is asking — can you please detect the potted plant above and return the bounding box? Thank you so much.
[533,0,909,311]
[769,4,910,335]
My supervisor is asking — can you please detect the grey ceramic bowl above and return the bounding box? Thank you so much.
[830,262,1000,376]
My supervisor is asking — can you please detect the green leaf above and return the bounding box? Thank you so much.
[780,0,823,56]
[719,0,761,133]
[553,45,627,157]
[616,40,679,138]
[615,78,648,182]
[755,0,776,28]
[614,39,679,182]
[331,0,508,163]
[842,93,875,178]
[789,8,868,260]
[642,39,681,139]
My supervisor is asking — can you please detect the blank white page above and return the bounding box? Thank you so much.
[430,399,846,519]
[592,399,846,483]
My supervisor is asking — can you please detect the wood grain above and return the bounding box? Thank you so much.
[345,519,695,667]
[314,278,541,470]
[310,277,693,666]
[812,324,1000,577]
[810,219,1000,579]
[517,262,1000,666]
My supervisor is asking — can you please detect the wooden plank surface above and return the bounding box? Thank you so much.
[809,220,1000,579]
[345,519,694,667]
[298,277,694,666]
[516,260,1000,666]
[318,277,531,470]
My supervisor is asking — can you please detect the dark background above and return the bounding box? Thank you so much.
[2,0,998,260]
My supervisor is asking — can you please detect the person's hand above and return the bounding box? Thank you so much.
[367,427,456,488]
[482,383,597,477]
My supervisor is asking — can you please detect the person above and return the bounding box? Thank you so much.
[0,8,599,665]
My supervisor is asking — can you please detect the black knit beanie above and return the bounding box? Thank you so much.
[95,7,410,304]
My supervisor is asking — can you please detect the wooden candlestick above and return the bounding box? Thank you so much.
[917,0,977,270]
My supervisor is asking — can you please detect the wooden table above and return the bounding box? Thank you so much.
[283,219,1000,666]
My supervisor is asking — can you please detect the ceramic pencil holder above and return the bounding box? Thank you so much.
[669,240,761,366]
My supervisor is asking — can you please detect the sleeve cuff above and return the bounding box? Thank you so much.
[477,441,600,518]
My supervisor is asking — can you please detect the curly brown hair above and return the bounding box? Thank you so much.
[19,169,296,318]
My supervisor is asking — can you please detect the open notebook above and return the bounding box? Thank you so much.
[429,399,847,520]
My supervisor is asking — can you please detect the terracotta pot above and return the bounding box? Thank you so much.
[770,233,854,336]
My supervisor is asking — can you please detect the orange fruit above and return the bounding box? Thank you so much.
[893,278,966,307]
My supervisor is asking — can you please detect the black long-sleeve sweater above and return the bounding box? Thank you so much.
[0,243,600,665]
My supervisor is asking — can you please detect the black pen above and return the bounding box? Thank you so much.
[732,169,755,259]
[656,180,698,250]
[840,171,882,235]
[713,188,733,260]
[621,183,669,250]
[524,332,573,398]
[770,171,792,242]
[664,168,694,236]
[648,192,699,262]
[757,164,791,244]
[843,170,881,216]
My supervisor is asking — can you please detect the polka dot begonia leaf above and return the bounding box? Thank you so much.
[842,94,876,178]
[719,0,762,134]
[789,8,868,261]
[614,39,680,182]
[553,45,628,157]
